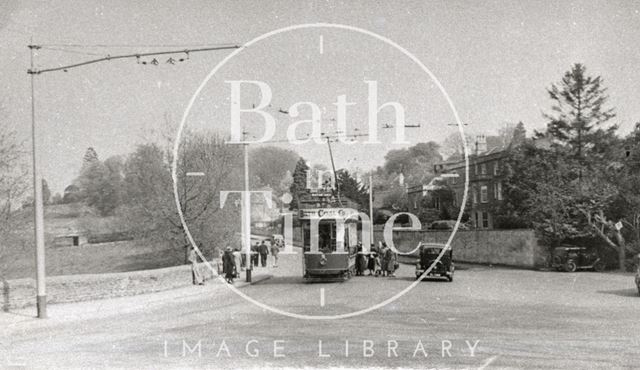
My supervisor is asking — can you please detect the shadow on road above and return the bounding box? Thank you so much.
[251,276,306,285]
[597,288,639,297]
[395,276,452,283]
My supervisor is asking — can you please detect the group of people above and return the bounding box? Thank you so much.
[250,239,280,268]
[355,241,398,277]
[220,239,280,284]
[187,238,282,286]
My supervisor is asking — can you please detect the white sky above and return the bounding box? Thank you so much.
[1,0,640,193]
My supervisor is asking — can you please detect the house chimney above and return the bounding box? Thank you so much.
[475,135,487,154]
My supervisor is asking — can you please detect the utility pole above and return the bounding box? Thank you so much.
[28,40,47,319]
[368,173,374,246]
[242,131,252,283]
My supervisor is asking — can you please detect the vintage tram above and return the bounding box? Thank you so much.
[298,206,360,281]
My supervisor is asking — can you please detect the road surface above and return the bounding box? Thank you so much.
[2,252,639,369]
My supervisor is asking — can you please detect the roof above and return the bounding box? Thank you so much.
[436,148,508,171]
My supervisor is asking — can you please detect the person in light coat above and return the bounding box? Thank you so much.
[188,245,204,285]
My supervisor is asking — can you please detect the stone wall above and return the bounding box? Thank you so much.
[374,228,546,268]
[290,226,545,268]
[2,261,218,311]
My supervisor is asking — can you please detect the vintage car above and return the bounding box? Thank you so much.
[415,243,454,282]
[551,245,606,272]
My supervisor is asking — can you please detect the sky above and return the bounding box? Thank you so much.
[1,0,640,194]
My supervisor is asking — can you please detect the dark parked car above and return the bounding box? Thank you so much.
[551,245,606,272]
[415,243,454,281]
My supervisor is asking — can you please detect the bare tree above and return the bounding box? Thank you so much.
[119,131,243,260]
[0,119,29,277]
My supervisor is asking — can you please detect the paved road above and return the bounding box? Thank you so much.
[2,252,639,369]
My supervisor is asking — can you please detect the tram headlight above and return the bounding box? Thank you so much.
[319,253,327,266]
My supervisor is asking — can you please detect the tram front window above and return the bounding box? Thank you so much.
[303,220,336,253]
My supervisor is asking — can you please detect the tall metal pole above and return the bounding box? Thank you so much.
[369,173,374,245]
[29,41,47,318]
[243,137,252,283]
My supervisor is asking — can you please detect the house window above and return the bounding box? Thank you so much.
[472,186,478,204]
[451,173,458,185]
[474,212,479,228]
[480,163,487,175]
[413,198,417,209]
[474,164,478,175]
[452,194,458,208]
[434,197,441,210]
[494,161,499,176]
[497,182,503,200]
[480,185,488,203]
[482,212,489,228]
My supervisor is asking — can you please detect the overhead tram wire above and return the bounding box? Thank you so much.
[39,46,108,57]
[28,44,242,74]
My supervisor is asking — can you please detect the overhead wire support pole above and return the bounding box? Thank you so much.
[242,130,252,283]
[26,41,240,316]
[28,41,47,319]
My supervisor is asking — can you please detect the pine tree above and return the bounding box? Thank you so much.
[336,170,369,211]
[289,158,309,210]
[511,121,526,147]
[544,63,616,159]
[81,147,99,170]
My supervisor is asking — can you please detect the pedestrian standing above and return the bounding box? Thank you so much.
[223,246,236,284]
[380,242,389,277]
[251,242,259,267]
[355,242,366,276]
[232,247,243,277]
[188,245,204,285]
[270,238,280,268]
[367,249,376,276]
[259,240,269,267]
[385,244,397,277]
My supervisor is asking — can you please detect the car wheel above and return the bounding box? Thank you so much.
[593,261,606,272]
[564,260,577,272]
[447,271,454,282]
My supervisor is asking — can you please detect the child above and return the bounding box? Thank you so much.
[367,252,376,276]
[374,253,383,277]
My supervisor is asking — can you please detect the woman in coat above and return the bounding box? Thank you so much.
[385,244,397,277]
[222,246,236,284]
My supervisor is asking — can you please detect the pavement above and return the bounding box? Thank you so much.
[1,253,639,369]
[0,269,271,332]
